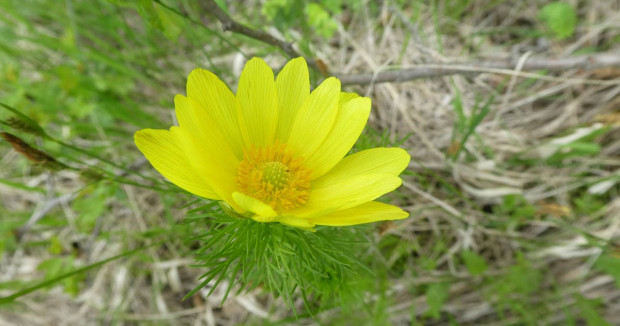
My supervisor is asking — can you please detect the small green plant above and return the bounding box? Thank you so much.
[489,253,545,324]
[424,282,451,320]
[353,126,412,153]
[262,0,339,40]
[574,294,612,326]
[448,86,492,161]
[461,250,488,276]
[498,194,536,217]
[2,0,619,324]
[540,124,609,166]
[594,253,620,289]
[37,255,83,297]
[538,2,578,40]
[185,202,372,312]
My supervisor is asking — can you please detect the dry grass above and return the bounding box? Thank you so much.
[1,0,620,325]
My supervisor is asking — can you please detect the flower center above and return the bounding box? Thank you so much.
[262,161,289,189]
[236,142,311,212]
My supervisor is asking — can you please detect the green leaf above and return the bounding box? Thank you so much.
[425,283,450,319]
[593,254,620,289]
[0,178,45,193]
[574,193,605,215]
[72,184,116,232]
[461,250,488,275]
[546,141,602,165]
[322,0,343,14]
[494,195,536,220]
[48,236,63,255]
[575,294,612,326]
[560,141,601,156]
[136,0,182,40]
[153,2,183,40]
[507,254,542,294]
[305,3,338,39]
[137,0,162,30]
[261,0,302,32]
[539,2,577,40]
[37,256,83,296]
[0,245,153,304]
[187,212,371,314]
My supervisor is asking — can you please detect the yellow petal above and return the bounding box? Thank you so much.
[174,95,238,157]
[186,68,244,158]
[277,216,315,230]
[275,57,310,141]
[170,126,240,211]
[314,148,410,188]
[287,77,340,161]
[288,174,402,218]
[236,58,278,148]
[134,129,219,199]
[339,92,359,106]
[233,192,314,228]
[308,201,408,226]
[232,192,277,222]
[174,95,239,170]
[304,96,371,179]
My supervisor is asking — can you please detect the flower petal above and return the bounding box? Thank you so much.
[170,126,240,211]
[287,77,340,160]
[174,95,240,169]
[339,92,359,106]
[288,173,402,218]
[134,129,219,199]
[304,96,371,179]
[277,216,315,229]
[275,57,310,142]
[314,147,410,188]
[174,95,238,158]
[232,192,277,221]
[236,57,278,148]
[186,68,244,158]
[233,192,314,229]
[308,201,408,226]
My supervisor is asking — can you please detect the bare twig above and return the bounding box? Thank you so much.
[17,192,78,240]
[336,52,620,85]
[152,0,243,53]
[167,1,620,87]
[203,0,318,70]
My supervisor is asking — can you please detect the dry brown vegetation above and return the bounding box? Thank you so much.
[1,0,619,325]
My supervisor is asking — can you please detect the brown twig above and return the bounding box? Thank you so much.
[203,0,318,70]
[176,0,620,85]
[171,1,620,86]
[335,52,620,85]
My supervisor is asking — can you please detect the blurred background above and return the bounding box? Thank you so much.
[1,0,619,325]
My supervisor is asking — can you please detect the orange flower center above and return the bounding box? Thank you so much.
[236,142,311,212]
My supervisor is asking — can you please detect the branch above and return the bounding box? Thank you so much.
[335,53,620,85]
[162,1,620,85]
[203,0,318,70]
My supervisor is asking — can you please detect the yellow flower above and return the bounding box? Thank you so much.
[135,58,410,229]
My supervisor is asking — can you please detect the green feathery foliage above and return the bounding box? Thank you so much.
[183,201,372,313]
